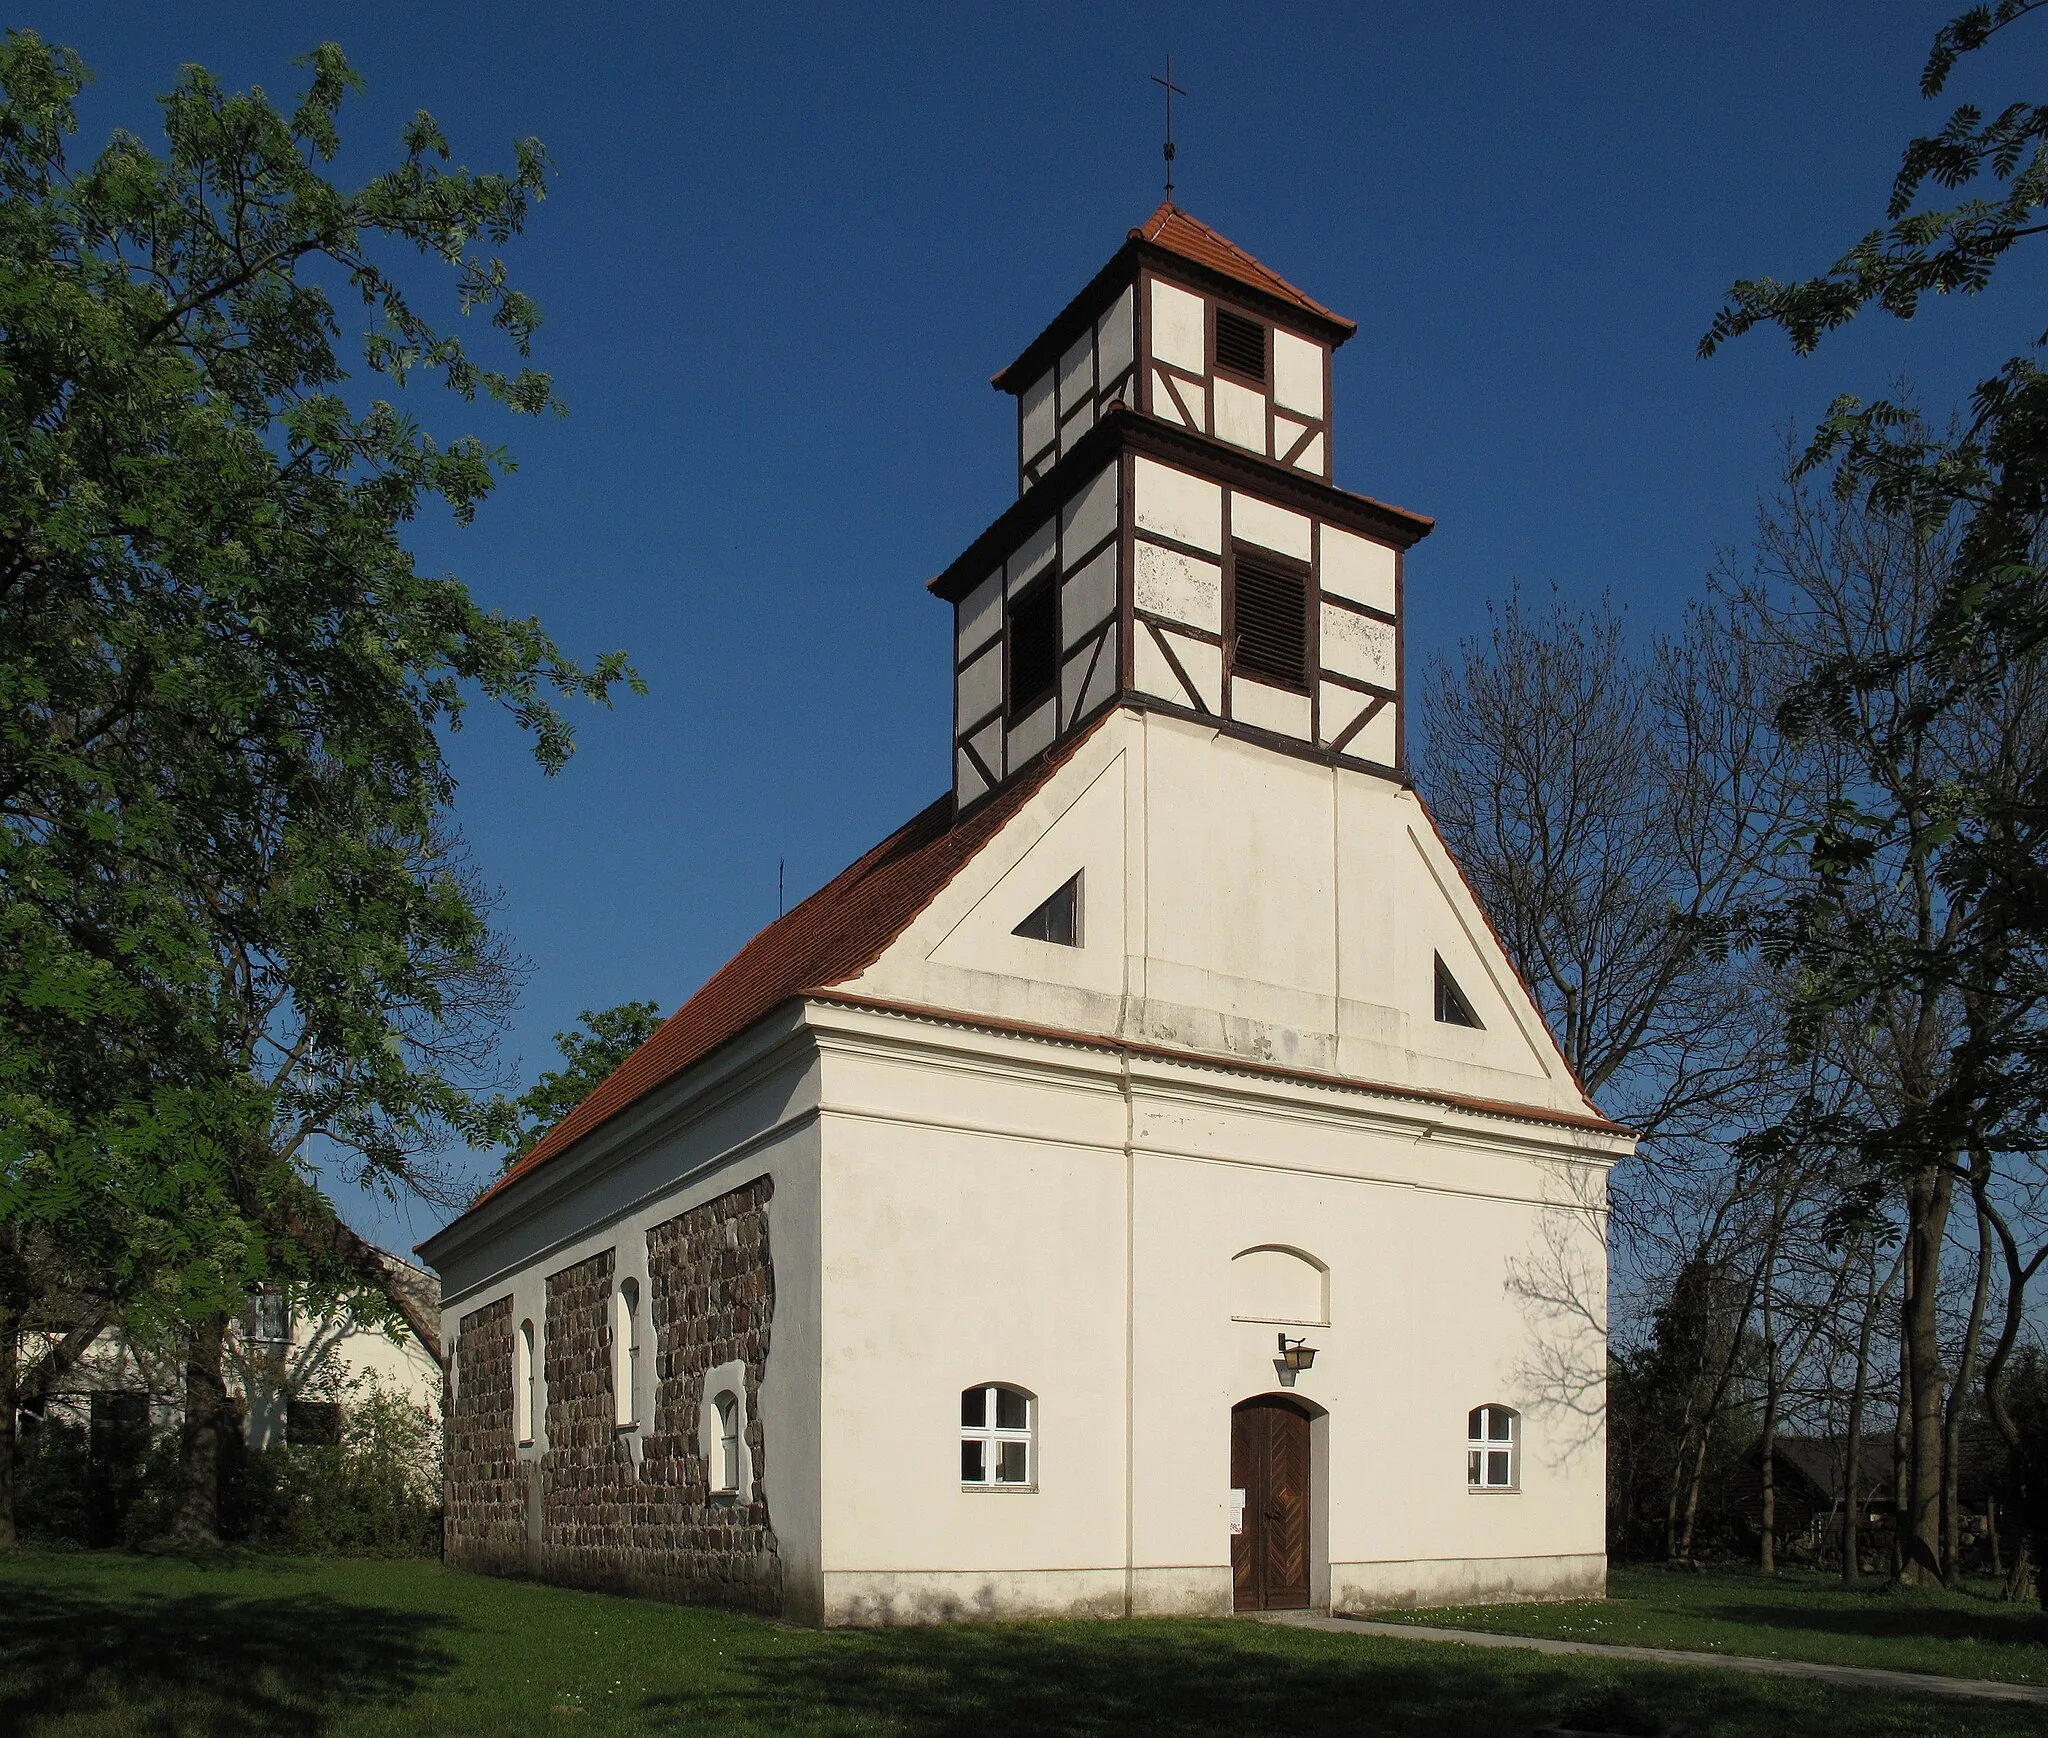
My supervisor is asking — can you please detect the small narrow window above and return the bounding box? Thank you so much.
[961,1384,1035,1488]
[1214,306,1267,383]
[1467,1405,1519,1490]
[1231,549,1310,691]
[714,1391,740,1495]
[1013,873,1082,947]
[516,1318,537,1447]
[1435,955,1483,1028]
[614,1278,641,1429]
[1007,580,1059,720]
[249,1290,291,1346]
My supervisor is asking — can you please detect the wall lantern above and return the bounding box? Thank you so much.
[1275,1334,1318,1387]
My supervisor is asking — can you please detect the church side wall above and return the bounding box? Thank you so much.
[446,1297,525,1575]
[429,1037,823,1618]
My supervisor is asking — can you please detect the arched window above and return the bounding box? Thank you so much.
[960,1384,1034,1489]
[1468,1405,1519,1491]
[614,1278,641,1429]
[713,1390,740,1495]
[516,1318,537,1447]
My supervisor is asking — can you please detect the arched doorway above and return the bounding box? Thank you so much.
[1231,1394,1314,1611]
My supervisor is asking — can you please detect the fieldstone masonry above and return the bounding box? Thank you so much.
[445,1296,525,1574]
[444,1175,781,1613]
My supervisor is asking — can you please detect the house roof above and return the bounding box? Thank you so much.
[453,724,1101,1221]
[1131,201,1356,335]
[1746,1432,2004,1508]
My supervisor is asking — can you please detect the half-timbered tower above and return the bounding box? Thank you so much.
[420,205,1631,1627]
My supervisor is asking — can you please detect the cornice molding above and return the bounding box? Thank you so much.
[929,408,1432,605]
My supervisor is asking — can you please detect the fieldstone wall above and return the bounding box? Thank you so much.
[639,1174,781,1611]
[443,1175,782,1612]
[445,1296,526,1574]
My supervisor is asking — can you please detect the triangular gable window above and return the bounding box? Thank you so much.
[1434,954,1482,1028]
[1013,873,1081,948]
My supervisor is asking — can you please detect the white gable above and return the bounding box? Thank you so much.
[836,707,1597,1121]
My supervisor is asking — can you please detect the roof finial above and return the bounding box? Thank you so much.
[1151,54,1186,202]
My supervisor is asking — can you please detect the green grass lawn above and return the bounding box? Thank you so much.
[1380,1561,2048,1685]
[0,1551,2040,1738]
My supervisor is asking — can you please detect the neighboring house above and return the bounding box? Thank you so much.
[31,1247,441,1449]
[233,1253,443,1449]
[419,204,1635,1627]
[1728,1432,2009,1567]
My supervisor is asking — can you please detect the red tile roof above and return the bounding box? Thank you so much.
[457,727,1099,1219]
[1134,202,1356,336]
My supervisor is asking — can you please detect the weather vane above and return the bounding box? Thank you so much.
[1152,55,1186,201]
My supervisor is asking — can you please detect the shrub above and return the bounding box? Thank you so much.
[240,1374,442,1556]
[15,1371,442,1557]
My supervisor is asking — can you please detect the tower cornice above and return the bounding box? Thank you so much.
[928,407,1431,605]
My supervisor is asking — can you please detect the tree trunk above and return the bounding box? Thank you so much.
[1943,1193,1995,1581]
[1759,1229,1781,1574]
[1893,1320,1912,1581]
[169,1312,231,1550]
[0,1291,17,1552]
[1844,1245,1904,1584]
[0,1225,29,1552]
[1899,1164,1955,1585]
[1679,1424,1713,1561]
[1759,1389,1779,1573]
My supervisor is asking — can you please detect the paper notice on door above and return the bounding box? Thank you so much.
[1229,1487,1246,1537]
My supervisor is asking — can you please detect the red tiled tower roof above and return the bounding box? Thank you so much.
[1131,202,1356,336]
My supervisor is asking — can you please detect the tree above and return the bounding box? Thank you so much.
[1715,417,2048,1586]
[1703,3,2048,1587]
[1420,590,1815,1563]
[0,35,639,1545]
[498,1001,665,1170]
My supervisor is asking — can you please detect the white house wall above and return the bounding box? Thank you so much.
[805,1001,1618,1624]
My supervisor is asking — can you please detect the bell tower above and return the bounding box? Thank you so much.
[932,203,1432,810]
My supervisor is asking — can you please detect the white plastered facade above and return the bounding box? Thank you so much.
[426,705,1627,1625]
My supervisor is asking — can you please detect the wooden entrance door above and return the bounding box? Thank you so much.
[1231,1396,1312,1611]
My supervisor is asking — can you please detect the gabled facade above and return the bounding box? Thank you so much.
[420,207,1631,1627]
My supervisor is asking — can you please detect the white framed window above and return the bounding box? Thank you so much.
[713,1390,740,1495]
[614,1278,641,1429]
[1468,1404,1519,1491]
[960,1384,1034,1489]
[516,1317,537,1447]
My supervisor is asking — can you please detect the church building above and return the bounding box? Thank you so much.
[418,204,1633,1626]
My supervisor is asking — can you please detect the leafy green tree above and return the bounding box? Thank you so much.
[0,35,638,1544]
[1703,4,2048,1584]
[499,1001,666,1170]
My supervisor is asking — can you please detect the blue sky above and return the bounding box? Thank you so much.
[21,2,2045,1251]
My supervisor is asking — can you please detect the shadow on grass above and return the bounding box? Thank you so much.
[1697,1599,2048,1651]
[0,1573,462,1737]
[639,1620,2018,1738]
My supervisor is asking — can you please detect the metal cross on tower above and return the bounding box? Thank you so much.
[1152,55,1187,201]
